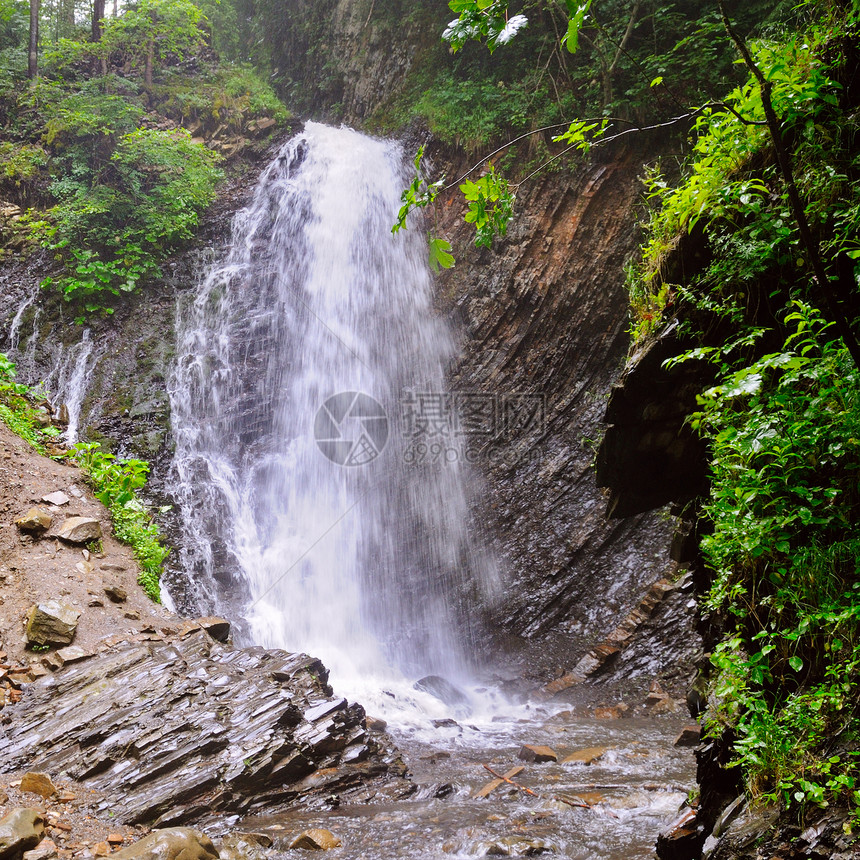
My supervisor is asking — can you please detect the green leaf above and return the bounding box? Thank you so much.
[428,237,455,272]
[788,655,804,672]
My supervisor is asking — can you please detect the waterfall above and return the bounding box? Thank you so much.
[168,123,500,696]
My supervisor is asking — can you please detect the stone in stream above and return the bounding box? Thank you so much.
[55,517,102,544]
[0,808,45,860]
[288,829,341,850]
[108,829,217,860]
[25,601,80,647]
[517,744,558,763]
[674,726,702,747]
[0,631,406,825]
[18,773,57,799]
[562,746,607,765]
[15,509,52,534]
[413,675,472,716]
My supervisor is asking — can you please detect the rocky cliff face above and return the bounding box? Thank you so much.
[429,139,697,686]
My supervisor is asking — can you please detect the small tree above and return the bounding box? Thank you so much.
[101,0,204,87]
[26,0,37,78]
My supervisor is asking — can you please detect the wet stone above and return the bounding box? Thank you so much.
[108,830,217,860]
[288,829,342,850]
[562,747,607,765]
[517,745,558,763]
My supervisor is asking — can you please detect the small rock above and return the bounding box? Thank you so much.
[105,837,124,847]
[74,563,94,575]
[19,773,57,799]
[364,715,387,733]
[56,794,74,805]
[563,747,607,765]
[92,843,110,857]
[288,829,341,851]
[56,518,101,545]
[123,610,140,621]
[593,703,629,719]
[0,808,46,860]
[648,696,680,715]
[0,792,7,806]
[195,617,230,643]
[674,726,702,747]
[431,718,459,729]
[103,585,127,604]
[25,602,80,647]
[23,841,56,860]
[16,509,52,534]
[55,646,90,667]
[517,744,558,763]
[42,492,70,507]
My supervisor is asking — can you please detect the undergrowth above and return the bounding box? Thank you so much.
[629,0,860,828]
[67,441,168,602]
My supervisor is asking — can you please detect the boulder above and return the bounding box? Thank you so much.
[288,830,341,850]
[15,510,52,535]
[109,829,218,860]
[413,675,472,716]
[56,517,102,544]
[18,773,56,799]
[0,632,404,825]
[674,726,702,747]
[364,715,387,733]
[517,745,558,763]
[0,809,45,860]
[195,617,230,643]
[25,602,80,647]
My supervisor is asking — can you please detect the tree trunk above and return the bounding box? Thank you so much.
[92,0,105,41]
[27,0,39,80]
[144,38,154,87]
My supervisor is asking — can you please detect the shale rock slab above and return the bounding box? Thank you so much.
[0,631,404,825]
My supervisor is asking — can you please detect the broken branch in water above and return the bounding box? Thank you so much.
[481,764,616,817]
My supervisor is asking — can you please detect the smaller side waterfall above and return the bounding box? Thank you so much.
[168,123,500,697]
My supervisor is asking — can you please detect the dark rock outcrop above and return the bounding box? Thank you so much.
[0,630,405,826]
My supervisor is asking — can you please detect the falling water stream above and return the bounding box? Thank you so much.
[161,122,694,858]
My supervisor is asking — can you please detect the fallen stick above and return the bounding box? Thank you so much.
[481,764,616,816]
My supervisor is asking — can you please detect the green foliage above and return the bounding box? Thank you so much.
[442,0,529,54]
[153,62,289,135]
[40,123,222,308]
[68,441,168,601]
[0,353,60,454]
[459,163,515,248]
[623,0,860,826]
[692,308,860,820]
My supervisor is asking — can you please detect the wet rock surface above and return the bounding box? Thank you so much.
[0,630,406,826]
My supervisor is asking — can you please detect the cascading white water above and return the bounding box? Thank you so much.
[169,123,500,701]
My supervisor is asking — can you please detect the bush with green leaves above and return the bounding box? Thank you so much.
[688,307,860,820]
[39,119,222,312]
[68,441,168,601]
[0,353,60,453]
